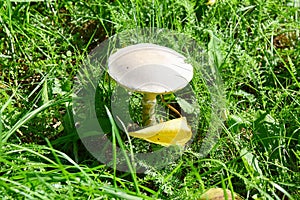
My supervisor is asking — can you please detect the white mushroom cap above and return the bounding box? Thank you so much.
[108,43,193,94]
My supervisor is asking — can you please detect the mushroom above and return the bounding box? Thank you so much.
[108,43,193,126]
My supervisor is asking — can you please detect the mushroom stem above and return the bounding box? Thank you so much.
[142,93,157,126]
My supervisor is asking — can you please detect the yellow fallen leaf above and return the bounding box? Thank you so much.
[206,0,216,6]
[129,117,192,147]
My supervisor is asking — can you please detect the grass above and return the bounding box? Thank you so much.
[0,0,300,199]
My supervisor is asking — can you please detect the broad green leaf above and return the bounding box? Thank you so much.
[207,30,224,69]
[176,97,195,114]
[241,148,263,176]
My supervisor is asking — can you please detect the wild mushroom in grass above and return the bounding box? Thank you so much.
[108,43,193,126]
[108,43,193,147]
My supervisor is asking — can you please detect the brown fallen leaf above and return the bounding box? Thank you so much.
[199,188,243,200]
